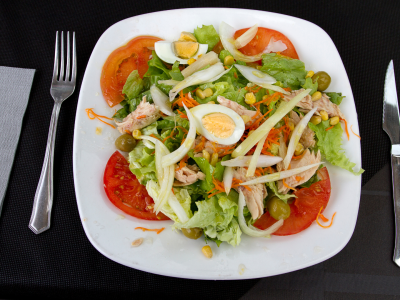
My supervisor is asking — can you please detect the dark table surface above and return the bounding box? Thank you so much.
[1,0,400,299]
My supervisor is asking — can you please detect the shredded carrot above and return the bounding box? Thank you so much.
[316,207,336,228]
[177,110,188,119]
[125,130,131,135]
[233,72,238,79]
[282,178,296,191]
[254,92,282,106]
[175,155,189,171]
[194,136,206,152]
[135,227,165,234]
[340,118,350,140]
[325,125,334,131]
[224,66,229,70]
[283,87,292,92]
[207,177,251,198]
[295,176,302,182]
[350,125,361,139]
[176,126,188,133]
[172,91,200,109]
[136,115,147,119]
[85,108,116,129]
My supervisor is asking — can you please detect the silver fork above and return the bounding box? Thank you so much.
[29,31,76,234]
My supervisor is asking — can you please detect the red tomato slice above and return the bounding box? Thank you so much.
[100,36,162,107]
[254,167,331,235]
[234,27,299,59]
[103,151,169,221]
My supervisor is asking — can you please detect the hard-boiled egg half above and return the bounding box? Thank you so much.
[155,31,208,64]
[190,104,245,145]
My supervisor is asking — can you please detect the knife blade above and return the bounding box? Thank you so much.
[383,60,400,267]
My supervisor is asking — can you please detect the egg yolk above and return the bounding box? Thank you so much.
[201,113,235,139]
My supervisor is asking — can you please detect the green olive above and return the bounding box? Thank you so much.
[312,71,331,92]
[115,134,137,152]
[266,196,291,221]
[181,227,203,240]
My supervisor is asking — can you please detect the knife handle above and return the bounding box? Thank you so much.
[391,145,400,267]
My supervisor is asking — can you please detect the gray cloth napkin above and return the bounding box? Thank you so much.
[0,66,35,217]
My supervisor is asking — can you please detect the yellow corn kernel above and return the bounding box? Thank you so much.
[248,130,255,136]
[329,116,340,126]
[196,89,205,99]
[241,115,251,124]
[311,91,322,102]
[202,245,213,258]
[294,143,305,156]
[187,58,196,65]
[245,92,256,105]
[224,55,235,66]
[210,152,219,167]
[203,88,214,98]
[306,70,315,78]
[202,150,211,162]
[208,101,215,104]
[256,65,262,70]
[132,129,142,139]
[288,120,295,131]
[310,115,322,125]
[320,110,329,121]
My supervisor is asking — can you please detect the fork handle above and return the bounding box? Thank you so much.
[29,102,62,234]
[391,145,400,266]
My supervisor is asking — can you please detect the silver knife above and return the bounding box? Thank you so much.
[383,60,400,267]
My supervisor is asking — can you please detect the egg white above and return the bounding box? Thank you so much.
[155,41,209,64]
[190,104,245,145]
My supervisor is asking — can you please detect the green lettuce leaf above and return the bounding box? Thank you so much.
[128,141,157,184]
[267,181,296,203]
[261,53,307,90]
[169,61,184,81]
[326,92,345,105]
[308,120,364,175]
[144,51,171,77]
[193,25,220,51]
[122,70,143,100]
[302,77,318,95]
[174,194,242,246]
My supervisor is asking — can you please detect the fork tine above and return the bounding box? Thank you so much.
[65,31,71,81]
[59,32,64,81]
[71,32,77,83]
[52,31,59,81]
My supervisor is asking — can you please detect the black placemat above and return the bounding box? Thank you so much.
[0,0,399,299]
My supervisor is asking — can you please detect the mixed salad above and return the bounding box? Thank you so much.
[99,22,363,252]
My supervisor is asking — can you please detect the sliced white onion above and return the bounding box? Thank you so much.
[283,107,318,170]
[167,193,189,223]
[265,38,287,53]
[181,51,219,78]
[238,190,283,237]
[223,166,233,195]
[143,139,155,149]
[169,63,225,101]
[221,155,282,167]
[138,135,173,212]
[255,82,290,95]
[240,162,323,185]
[158,80,180,86]
[246,134,268,177]
[161,104,197,168]
[219,21,264,63]
[205,66,232,83]
[234,24,258,49]
[150,85,174,116]
[232,89,311,158]
[234,64,276,85]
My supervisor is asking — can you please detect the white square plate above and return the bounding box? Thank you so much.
[73,8,362,279]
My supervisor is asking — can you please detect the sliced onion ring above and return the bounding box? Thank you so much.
[240,162,323,185]
[238,190,283,237]
[234,24,258,49]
